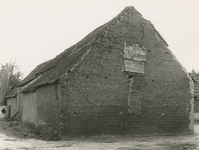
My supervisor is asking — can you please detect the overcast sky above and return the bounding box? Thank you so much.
[0,0,199,77]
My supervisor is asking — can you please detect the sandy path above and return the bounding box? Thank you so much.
[0,124,199,150]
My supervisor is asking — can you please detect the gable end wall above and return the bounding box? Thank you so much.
[58,11,193,135]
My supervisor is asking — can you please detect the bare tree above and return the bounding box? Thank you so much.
[0,61,23,105]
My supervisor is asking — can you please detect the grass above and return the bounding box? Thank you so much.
[1,120,199,141]
[0,121,61,141]
[25,122,61,141]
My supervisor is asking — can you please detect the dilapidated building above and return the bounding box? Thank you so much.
[8,6,194,135]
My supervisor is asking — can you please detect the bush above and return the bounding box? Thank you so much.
[25,123,61,141]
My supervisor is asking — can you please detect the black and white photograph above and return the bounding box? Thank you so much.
[0,0,199,149]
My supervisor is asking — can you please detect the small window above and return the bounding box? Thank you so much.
[124,43,147,74]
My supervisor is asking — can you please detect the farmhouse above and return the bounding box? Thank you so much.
[6,6,194,135]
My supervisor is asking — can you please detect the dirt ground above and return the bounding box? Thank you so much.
[0,121,199,150]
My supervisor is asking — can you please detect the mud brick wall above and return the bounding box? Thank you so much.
[35,84,60,127]
[22,84,59,127]
[21,92,37,123]
[6,97,20,121]
[59,42,130,135]
[59,8,193,135]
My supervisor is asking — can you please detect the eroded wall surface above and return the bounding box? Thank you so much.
[21,84,59,127]
[21,92,37,123]
[6,97,19,120]
[59,8,193,135]
[58,9,193,136]
[36,84,59,127]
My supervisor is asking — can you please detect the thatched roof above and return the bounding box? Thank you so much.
[20,60,51,86]
[20,6,168,93]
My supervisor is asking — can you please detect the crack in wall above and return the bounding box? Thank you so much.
[128,77,134,113]
[138,24,145,47]
[127,76,142,113]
